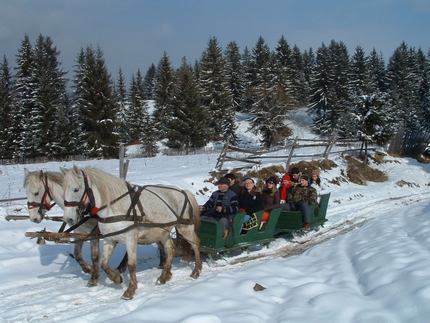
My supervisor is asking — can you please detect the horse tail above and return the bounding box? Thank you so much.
[177,190,200,264]
[186,190,200,233]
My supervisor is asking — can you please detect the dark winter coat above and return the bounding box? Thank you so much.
[262,188,280,211]
[239,190,264,215]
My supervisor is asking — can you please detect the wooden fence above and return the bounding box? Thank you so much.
[214,136,373,172]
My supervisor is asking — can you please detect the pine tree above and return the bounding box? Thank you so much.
[32,34,68,158]
[248,36,291,148]
[115,67,127,142]
[72,45,119,158]
[415,48,430,132]
[140,105,159,157]
[302,47,316,101]
[274,36,294,104]
[0,55,14,159]
[367,48,387,93]
[308,40,350,136]
[13,34,37,159]
[387,42,421,131]
[340,46,396,158]
[291,45,307,105]
[241,46,254,112]
[200,37,236,141]
[224,41,245,112]
[167,57,208,152]
[143,63,156,100]
[153,52,175,140]
[53,93,81,158]
[125,69,147,142]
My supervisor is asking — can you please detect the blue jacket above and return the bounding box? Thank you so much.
[202,189,239,219]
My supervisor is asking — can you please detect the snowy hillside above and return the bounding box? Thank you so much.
[1,108,430,322]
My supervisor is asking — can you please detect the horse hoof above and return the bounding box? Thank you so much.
[86,281,98,287]
[114,276,123,285]
[190,272,200,279]
[156,278,166,285]
[121,293,134,300]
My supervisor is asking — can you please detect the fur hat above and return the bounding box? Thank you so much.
[312,169,320,176]
[282,173,291,181]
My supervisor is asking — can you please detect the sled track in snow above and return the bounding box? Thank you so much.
[1,191,429,322]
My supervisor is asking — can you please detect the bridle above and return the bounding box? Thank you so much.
[63,170,98,217]
[27,172,56,216]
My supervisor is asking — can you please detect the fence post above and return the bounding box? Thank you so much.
[286,136,298,170]
[119,143,129,179]
[324,133,337,159]
[215,136,230,172]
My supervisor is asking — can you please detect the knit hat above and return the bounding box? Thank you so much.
[242,175,254,182]
[266,176,278,185]
[215,177,230,185]
[312,169,320,176]
[282,174,291,181]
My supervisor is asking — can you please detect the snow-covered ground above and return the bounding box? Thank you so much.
[1,112,430,322]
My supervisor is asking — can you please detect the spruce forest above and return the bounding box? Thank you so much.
[0,34,429,161]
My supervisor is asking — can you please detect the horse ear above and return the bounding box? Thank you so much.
[38,170,44,179]
[73,164,80,175]
[24,168,29,177]
[59,166,68,174]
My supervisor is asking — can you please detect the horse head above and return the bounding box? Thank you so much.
[62,165,93,225]
[24,168,54,223]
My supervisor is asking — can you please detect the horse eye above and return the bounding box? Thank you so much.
[34,192,39,196]
[74,188,79,193]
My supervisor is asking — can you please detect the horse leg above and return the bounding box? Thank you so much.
[176,231,191,264]
[101,241,123,286]
[86,239,100,287]
[157,237,175,285]
[122,240,138,300]
[177,225,202,279]
[72,240,93,274]
[116,252,128,274]
[157,242,166,269]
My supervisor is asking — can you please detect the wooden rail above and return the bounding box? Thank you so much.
[215,135,373,172]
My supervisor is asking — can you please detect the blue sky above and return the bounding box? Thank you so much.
[1,0,429,85]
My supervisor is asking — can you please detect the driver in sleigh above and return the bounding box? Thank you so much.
[199,177,239,238]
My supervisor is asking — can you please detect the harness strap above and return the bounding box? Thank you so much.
[71,217,192,242]
[126,182,146,225]
[143,185,192,222]
[58,221,67,233]
[64,215,93,233]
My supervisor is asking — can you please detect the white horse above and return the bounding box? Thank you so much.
[61,165,202,299]
[24,168,101,286]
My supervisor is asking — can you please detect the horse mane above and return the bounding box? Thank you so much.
[24,170,64,188]
[81,167,128,213]
[45,171,64,186]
